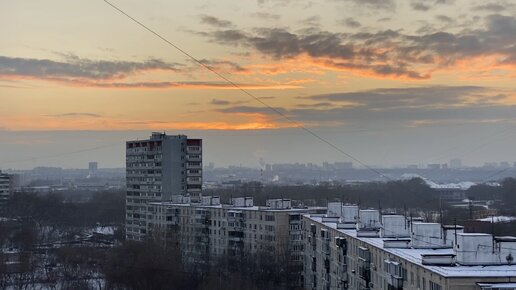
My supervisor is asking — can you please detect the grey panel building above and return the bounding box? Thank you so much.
[304,202,516,290]
[125,132,202,241]
[0,170,11,205]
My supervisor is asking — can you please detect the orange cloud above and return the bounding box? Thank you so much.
[0,114,297,131]
[0,75,301,90]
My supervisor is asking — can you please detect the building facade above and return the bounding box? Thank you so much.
[126,133,202,241]
[0,170,12,205]
[146,196,324,285]
[304,202,516,290]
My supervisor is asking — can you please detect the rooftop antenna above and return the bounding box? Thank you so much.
[410,212,413,232]
[492,214,495,254]
[454,217,458,247]
[403,204,407,229]
[439,193,443,224]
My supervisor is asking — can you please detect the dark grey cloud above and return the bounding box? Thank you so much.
[296,102,334,108]
[410,0,455,11]
[47,113,102,118]
[217,86,516,127]
[339,0,396,10]
[211,99,231,105]
[310,86,489,108]
[256,0,314,9]
[210,99,248,106]
[60,80,280,89]
[199,15,233,28]
[192,13,516,79]
[473,2,515,12]
[436,15,454,23]
[216,105,288,115]
[300,16,321,27]
[250,12,281,20]
[197,59,249,73]
[340,17,362,28]
[0,55,181,80]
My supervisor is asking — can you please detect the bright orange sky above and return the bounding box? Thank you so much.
[1,0,516,168]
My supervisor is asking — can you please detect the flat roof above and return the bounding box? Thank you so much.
[305,215,516,278]
[148,202,324,212]
[457,233,491,236]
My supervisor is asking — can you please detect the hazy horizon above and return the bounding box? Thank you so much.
[1,126,515,170]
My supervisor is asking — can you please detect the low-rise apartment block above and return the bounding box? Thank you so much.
[146,196,324,284]
[304,202,516,290]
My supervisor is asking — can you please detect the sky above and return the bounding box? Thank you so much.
[1,0,516,169]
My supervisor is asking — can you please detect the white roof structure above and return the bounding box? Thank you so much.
[307,215,516,278]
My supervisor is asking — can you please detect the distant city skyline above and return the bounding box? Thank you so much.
[1,128,515,171]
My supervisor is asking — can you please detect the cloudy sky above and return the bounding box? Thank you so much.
[1,0,516,169]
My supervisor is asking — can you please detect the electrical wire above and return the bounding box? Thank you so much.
[102,0,393,182]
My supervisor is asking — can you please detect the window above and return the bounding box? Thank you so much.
[429,281,442,290]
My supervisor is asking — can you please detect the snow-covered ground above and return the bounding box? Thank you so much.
[401,173,477,190]
[478,216,516,223]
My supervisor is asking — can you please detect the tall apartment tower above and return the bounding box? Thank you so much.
[0,170,12,205]
[125,132,202,241]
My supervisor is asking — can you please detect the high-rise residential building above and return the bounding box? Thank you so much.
[0,170,12,205]
[334,162,353,170]
[449,158,462,169]
[88,161,98,178]
[88,161,98,172]
[125,132,202,241]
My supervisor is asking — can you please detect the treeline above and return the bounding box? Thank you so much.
[206,178,439,210]
[1,190,125,227]
[465,178,516,212]
[102,241,291,290]
[1,240,294,290]
[0,190,125,251]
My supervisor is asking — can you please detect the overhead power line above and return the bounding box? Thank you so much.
[102,0,392,182]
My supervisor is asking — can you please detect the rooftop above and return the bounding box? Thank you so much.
[148,201,324,212]
[306,215,516,278]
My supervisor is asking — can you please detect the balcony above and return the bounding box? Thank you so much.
[186,163,202,170]
[187,155,202,161]
[187,146,202,153]
[187,170,202,177]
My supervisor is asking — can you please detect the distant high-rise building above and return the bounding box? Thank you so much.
[0,171,12,205]
[125,132,202,241]
[88,161,98,178]
[88,161,98,172]
[483,162,498,168]
[500,161,511,168]
[334,162,353,169]
[427,163,441,170]
[449,158,462,169]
